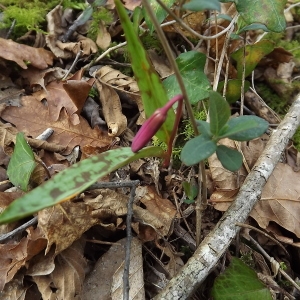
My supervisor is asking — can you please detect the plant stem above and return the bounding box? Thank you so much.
[142,0,198,135]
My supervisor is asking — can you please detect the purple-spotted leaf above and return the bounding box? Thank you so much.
[0,146,165,224]
[115,0,175,144]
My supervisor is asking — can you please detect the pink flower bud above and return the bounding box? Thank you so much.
[131,95,183,152]
[131,108,167,152]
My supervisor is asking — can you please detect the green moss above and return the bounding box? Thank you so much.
[87,6,113,42]
[256,83,288,115]
[140,33,163,53]
[0,0,86,38]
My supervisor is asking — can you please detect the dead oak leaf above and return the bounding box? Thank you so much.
[0,95,113,155]
[0,38,54,69]
[250,163,300,239]
[34,70,95,125]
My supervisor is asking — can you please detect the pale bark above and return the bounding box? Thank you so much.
[155,94,300,299]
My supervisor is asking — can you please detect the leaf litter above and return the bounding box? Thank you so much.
[0,1,299,299]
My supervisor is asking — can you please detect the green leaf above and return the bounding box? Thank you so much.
[216,145,242,171]
[231,40,274,79]
[209,91,231,136]
[181,135,217,166]
[219,116,269,141]
[218,80,250,104]
[182,181,198,200]
[196,120,212,137]
[0,146,165,224]
[7,132,37,192]
[211,257,273,300]
[183,0,221,11]
[115,0,175,144]
[238,23,270,34]
[143,0,176,33]
[235,0,286,33]
[163,51,211,104]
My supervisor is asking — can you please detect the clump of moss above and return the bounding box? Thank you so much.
[87,6,113,42]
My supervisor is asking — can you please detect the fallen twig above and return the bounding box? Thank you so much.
[155,94,300,299]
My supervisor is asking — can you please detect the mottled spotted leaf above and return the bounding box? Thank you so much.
[115,0,175,144]
[0,146,165,224]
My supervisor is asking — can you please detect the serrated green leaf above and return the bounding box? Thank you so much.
[216,145,242,171]
[0,146,165,224]
[143,0,176,33]
[219,116,269,141]
[209,91,231,136]
[115,0,175,144]
[196,120,212,137]
[163,51,211,104]
[183,0,221,11]
[7,132,37,192]
[235,0,286,33]
[181,135,217,166]
[218,79,250,104]
[212,257,273,300]
[231,40,274,79]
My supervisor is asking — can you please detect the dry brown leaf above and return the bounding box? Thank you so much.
[0,227,47,291]
[111,237,145,300]
[0,38,54,69]
[33,238,86,300]
[250,163,300,239]
[1,95,113,155]
[95,81,127,136]
[148,50,173,79]
[33,70,94,125]
[21,67,67,92]
[38,201,102,254]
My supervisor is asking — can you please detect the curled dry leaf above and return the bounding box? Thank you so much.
[0,38,54,69]
[94,66,145,124]
[95,80,127,137]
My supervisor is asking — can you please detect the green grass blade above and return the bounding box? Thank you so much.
[115,0,175,144]
[0,146,165,224]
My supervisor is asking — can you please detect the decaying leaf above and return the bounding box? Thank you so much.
[38,200,102,254]
[0,38,54,69]
[96,21,111,50]
[1,95,113,155]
